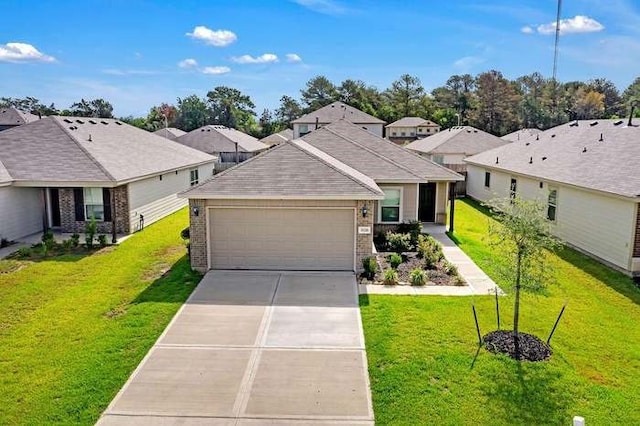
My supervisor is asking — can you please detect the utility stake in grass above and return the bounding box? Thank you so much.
[494,286,500,330]
[547,302,567,345]
[472,304,482,346]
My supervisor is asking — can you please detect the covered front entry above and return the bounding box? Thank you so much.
[418,182,437,222]
[208,207,355,271]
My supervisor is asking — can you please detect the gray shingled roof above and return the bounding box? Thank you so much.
[386,117,438,128]
[501,128,542,142]
[153,127,187,141]
[405,125,509,155]
[291,101,385,125]
[465,119,640,199]
[181,138,384,200]
[175,125,268,154]
[0,107,41,126]
[0,159,12,185]
[301,120,464,182]
[0,117,215,185]
[259,128,293,146]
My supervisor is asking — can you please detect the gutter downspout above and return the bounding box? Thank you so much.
[111,188,117,244]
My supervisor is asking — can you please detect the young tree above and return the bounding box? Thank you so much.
[300,76,339,111]
[384,74,426,118]
[487,196,558,360]
[206,86,256,131]
[275,95,302,127]
[175,94,210,131]
[70,98,114,118]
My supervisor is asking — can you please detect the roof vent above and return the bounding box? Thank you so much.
[529,156,533,164]
[63,118,73,123]
[331,105,335,108]
[101,120,108,125]
[599,133,604,142]
[201,128,205,131]
[582,147,587,153]
[89,120,97,124]
[525,142,530,146]
[536,134,539,140]
[88,134,92,142]
[76,119,84,124]
[590,121,598,126]
[614,119,624,126]
[115,121,122,125]
[542,156,547,161]
[551,134,556,138]
[569,121,579,127]
[495,156,499,164]
[68,126,75,130]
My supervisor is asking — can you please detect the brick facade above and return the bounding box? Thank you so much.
[189,199,208,272]
[634,207,640,258]
[59,185,130,234]
[355,200,374,272]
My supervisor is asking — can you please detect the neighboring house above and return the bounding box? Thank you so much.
[153,127,186,141]
[501,128,542,142]
[181,119,463,273]
[385,117,440,143]
[465,118,640,276]
[0,107,42,131]
[405,125,509,173]
[0,117,216,241]
[291,101,385,138]
[175,125,268,171]
[259,128,293,146]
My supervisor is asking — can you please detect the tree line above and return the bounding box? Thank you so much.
[3,71,640,137]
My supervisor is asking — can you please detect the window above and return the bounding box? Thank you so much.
[410,131,415,136]
[84,187,104,221]
[484,171,491,188]
[547,188,558,221]
[299,124,309,135]
[432,155,444,164]
[379,188,402,223]
[190,169,199,186]
[510,178,517,200]
[392,131,397,136]
[401,132,406,136]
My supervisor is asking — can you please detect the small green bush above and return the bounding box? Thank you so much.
[16,247,32,258]
[417,235,444,269]
[362,256,378,279]
[398,220,422,246]
[97,234,108,248]
[70,234,80,248]
[443,260,458,276]
[85,216,97,249]
[373,231,388,250]
[409,268,427,286]
[41,231,56,251]
[382,268,399,285]
[61,239,73,251]
[387,232,411,253]
[388,253,403,269]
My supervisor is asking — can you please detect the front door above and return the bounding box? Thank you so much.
[418,183,436,222]
[49,188,61,227]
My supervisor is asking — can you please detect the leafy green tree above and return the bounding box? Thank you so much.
[0,97,59,116]
[257,108,283,138]
[146,103,179,131]
[588,78,624,117]
[206,86,256,131]
[622,77,640,117]
[300,76,339,111]
[338,79,384,117]
[487,196,558,360]
[119,116,147,129]
[175,95,210,131]
[573,88,605,119]
[70,98,114,118]
[471,70,519,135]
[275,95,302,126]
[384,74,426,118]
[432,108,459,129]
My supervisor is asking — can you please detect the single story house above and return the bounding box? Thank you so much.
[291,101,385,138]
[501,128,542,142]
[153,127,186,141]
[175,125,269,171]
[0,106,42,131]
[385,117,440,143]
[465,118,640,276]
[181,119,463,273]
[259,128,293,146]
[0,116,216,241]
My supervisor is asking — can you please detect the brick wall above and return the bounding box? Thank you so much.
[356,200,374,272]
[189,199,207,272]
[59,185,130,234]
[634,207,640,258]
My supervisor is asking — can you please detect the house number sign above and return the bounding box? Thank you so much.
[358,226,371,234]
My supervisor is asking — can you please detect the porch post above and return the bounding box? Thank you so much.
[111,188,117,244]
[449,182,456,233]
[41,188,49,233]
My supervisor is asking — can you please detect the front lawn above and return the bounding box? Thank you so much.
[0,209,201,424]
[361,199,640,425]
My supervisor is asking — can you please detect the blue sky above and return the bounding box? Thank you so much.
[1,0,639,117]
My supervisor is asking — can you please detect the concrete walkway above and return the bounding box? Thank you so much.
[98,270,374,425]
[359,225,502,296]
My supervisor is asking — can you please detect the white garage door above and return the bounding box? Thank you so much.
[208,208,355,271]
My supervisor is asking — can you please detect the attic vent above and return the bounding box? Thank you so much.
[89,120,97,124]
[63,118,73,123]
[495,156,499,164]
[614,119,624,126]
[529,156,533,164]
[542,156,547,161]
[101,121,108,125]
[201,128,205,131]
[536,134,539,140]
[590,121,598,126]
[331,105,335,108]
[599,133,604,142]
[88,134,92,142]
[551,134,556,138]
[115,121,122,125]
[76,119,84,124]
[525,142,530,146]
[473,130,478,133]
[569,121,578,127]
[582,147,587,153]
[466,130,471,133]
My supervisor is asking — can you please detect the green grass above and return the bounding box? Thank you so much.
[0,209,201,424]
[361,199,640,425]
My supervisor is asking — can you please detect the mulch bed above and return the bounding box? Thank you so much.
[483,330,552,361]
[373,251,463,286]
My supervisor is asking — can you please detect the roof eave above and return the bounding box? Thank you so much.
[178,193,384,200]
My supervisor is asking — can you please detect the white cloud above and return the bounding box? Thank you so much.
[521,26,534,34]
[186,26,237,47]
[292,0,348,15]
[536,15,605,35]
[178,58,198,68]
[285,53,302,63]
[231,53,279,64]
[201,66,231,75]
[0,42,55,63]
[453,56,485,70]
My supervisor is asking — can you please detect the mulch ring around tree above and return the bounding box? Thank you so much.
[483,330,552,362]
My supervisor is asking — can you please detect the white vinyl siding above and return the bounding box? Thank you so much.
[0,186,42,241]
[467,164,637,273]
[129,163,214,232]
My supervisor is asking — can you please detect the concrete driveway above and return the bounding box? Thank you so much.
[98,270,374,425]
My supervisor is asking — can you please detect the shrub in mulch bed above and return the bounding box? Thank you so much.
[483,330,552,362]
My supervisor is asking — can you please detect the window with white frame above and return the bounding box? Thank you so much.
[190,169,199,186]
[84,187,104,221]
[379,188,402,223]
[484,171,491,188]
[547,188,558,221]
[299,124,309,135]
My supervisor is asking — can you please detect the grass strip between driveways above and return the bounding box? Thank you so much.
[360,198,640,425]
[0,208,201,424]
